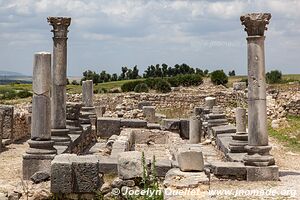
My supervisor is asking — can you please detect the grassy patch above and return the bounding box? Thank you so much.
[268,115,300,152]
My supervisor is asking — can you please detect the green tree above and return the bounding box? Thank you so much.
[210,70,228,85]
[266,70,282,84]
[228,70,236,76]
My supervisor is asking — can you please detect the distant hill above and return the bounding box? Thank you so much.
[0,71,32,84]
[0,70,26,77]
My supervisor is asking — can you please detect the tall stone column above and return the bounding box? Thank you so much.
[48,17,71,146]
[81,80,96,125]
[240,13,278,181]
[23,52,57,180]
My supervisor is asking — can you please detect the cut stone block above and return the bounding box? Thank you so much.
[143,106,156,123]
[118,151,143,180]
[164,168,209,189]
[120,119,147,128]
[162,119,180,132]
[180,119,189,139]
[177,147,204,172]
[138,101,152,109]
[211,161,247,180]
[211,124,236,135]
[72,155,101,193]
[156,159,172,177]
[147,123,161,130]
[97,118,121,138]
[98,156,118,174]
[246,165,279,181]
[51,154,76,193]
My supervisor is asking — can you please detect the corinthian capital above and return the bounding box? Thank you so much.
[240,13,271,36]
[47,17,71,39]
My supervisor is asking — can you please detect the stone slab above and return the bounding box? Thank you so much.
[147,123,161,129]
[211,161,247,180]
[98,156,118,174]
[156,159,172,177]
[246,165,279,181]
[164,168,209,189]
[97,118,121,138]
[120,119,147,128]
[118,151,143,180]
[216,133,232,155]
[162,119,180,132]
[180,119,189,139]
[211,124,236,135]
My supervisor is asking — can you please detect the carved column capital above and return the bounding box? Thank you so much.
[240,13,271,36]
[47,17,71,39]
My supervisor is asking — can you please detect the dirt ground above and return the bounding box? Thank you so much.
[0,137,299,199]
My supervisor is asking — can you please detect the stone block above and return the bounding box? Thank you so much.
[180,119,189,139]
[95,106,106,117]
[246,165,279,181]
[120,119,147,128]
[0,105,14,140]
[23,154,55,180]
[143,106,156,123]
[138,101,152,109]
[97,118,121,138]
[72,155,102,193]
[98,156,118,174]
[211,161,247,180]
[177,147,204,172]
[233,82,247,91]
[51,154,76,193]
[118,151,143,179]
[156,159,172,177]
[147,123,161,129]
[212,124,236,135]
[162,119,180,132]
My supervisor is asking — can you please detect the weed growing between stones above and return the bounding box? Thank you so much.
[126,152,163,200]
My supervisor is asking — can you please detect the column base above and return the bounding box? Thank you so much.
[26,139,57,154]
[229,133,248,153]
[23,153,55,180]
[243,145,275,166]
[51,128,71,146]
[246,165,279,181]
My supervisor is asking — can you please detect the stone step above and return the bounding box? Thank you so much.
[210,161,247,180]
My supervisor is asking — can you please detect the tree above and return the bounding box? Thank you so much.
[162,63,168,77]
[228,70,236,76]
[204,69,209,76]
[111,73,118,81]
[210,70,228,85]
[119,67,128,80]
[266,70,282,84]
[132,65,139,79]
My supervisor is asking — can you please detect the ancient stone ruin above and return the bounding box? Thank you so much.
[1,12,299,200]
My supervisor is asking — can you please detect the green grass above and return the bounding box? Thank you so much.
[67,78,145,94]
[268,115,300,152]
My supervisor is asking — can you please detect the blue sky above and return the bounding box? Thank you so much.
[0,0,300,76]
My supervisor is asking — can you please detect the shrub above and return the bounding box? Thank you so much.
[94,88,107,94]
[17,90,32,98]
[1,89,17,99]
[167,74,203,87]
[210,70,228,85]
[144,78,160,89]
[134,83,149,93]
[121,80,144,92]
[71,80,79,85]
[155,79,171,93]
[266,70,282,84]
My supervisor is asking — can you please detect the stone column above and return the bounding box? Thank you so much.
[81,80,97,128]
[23,52,57,180]
[240,13,278,181]
[48,17,71,146]
[189,115,202,143]
[229,107,248,152]
[0,110,3,152]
